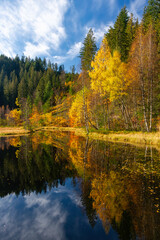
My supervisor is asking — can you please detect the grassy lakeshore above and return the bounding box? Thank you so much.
[0,127,29,136]
[39,126,160,147]
[1,126,160,147]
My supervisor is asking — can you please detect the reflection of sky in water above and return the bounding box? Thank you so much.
[0,178,118,240]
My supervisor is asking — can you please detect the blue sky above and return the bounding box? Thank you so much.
[0,0,147,71]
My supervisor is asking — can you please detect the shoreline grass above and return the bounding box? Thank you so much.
[1,126,160,147]
[37,126,160,147]
[0,127,29,136]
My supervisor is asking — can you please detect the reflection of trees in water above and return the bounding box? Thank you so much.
[80,179,97,228]
[1,132,160,239]
[68,135,160,239]
[0,134,77,197]
[93,171,160,239]
[90,160,160,239]
[0,137,11,150]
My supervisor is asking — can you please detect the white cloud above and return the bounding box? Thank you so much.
[93,23,113,42]
[67,42,82,59]
[0,41,16,58]
[24,42,50,58]
[51,21,114,65]
[85,22,113,43]
[51,41,82,64]
[52,55,68,64]
[129,0,147,19]
[0,0,70,58]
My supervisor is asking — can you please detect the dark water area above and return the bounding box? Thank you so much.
[0,131,160,240]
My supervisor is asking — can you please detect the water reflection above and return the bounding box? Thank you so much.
[0,132,160,239]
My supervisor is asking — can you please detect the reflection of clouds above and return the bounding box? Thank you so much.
[0,194,15,208]
[0,183,84,240]
[0,194,20,238]
[34,202,66,240]
[68,191,82,208]
[22,197,67,240]
[24,193,49,208]
[53,186,83,208]
[0,191,67,240]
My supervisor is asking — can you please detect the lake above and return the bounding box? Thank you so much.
[0,131,160,240]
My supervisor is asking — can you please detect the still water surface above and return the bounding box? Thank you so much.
[0,131,160,240]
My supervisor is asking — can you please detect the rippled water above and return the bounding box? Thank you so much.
[0,131,160,240]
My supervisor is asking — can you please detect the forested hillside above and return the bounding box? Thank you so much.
[0,55,78,127]
[0,0,159,132]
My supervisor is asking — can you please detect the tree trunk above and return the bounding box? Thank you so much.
[107,100,110,130]
[103,102,106,130]
[88,119,98,130]
[149,27,153,132]
[120,101,129,129]
[82,74,89,134]
[141,75,149,132]
[139,30,149,132]
[122,99,134,130]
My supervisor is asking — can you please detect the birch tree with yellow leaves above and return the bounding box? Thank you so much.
[89,38,132,129]
[89,38,111,129]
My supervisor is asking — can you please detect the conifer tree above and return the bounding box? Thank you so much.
[3,75,9,104]
[126,14,139,54]
[0,69,4,106]
[143,0,160,53]
[106,6,129,61]
[143,0,160,23]
[80,28,97,71]
[79,29,97,133]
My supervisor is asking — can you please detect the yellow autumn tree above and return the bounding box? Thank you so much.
[69,87,99,129]
[7,109,22,126]
[89,37,111,96]
[69,87,92,127]
[103,50,129,101]
[29,106,42,127]
[6,98,22,126]
[69,89,85,127]
[103,50,133,129]
[89,39,129,102]
[89,38,131,129]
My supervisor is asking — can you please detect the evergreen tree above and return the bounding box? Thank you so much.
[18,76,28,100]
[80,28,97,71]
[125,14,139,54]
[143,0,160,23]
[143,0,160,53]
[105,6,139,61]
[106,6,129,61]
[3,75,9,104]
[0,54,79,113]
[79,29,97,133]
[9,71,18,108]
[0,69,4,106]
[35,76,45,106]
